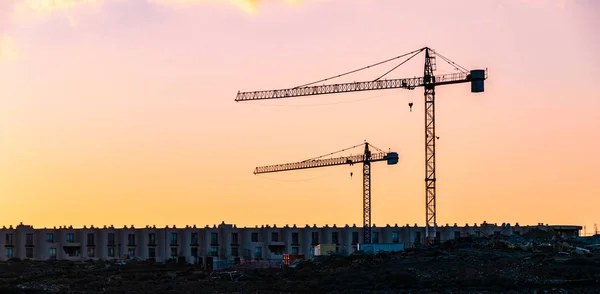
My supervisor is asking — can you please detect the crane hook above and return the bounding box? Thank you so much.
[408,102,413,112]
[350,172,353,178]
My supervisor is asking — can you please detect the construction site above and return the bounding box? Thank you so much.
[2,227,600,293]
[2,46,600,292]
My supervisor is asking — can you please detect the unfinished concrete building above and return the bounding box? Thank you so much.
[0,222,581,263]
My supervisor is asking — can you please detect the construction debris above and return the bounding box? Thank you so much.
[0,235,599,293]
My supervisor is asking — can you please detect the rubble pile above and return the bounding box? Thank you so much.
[0,236,599,293]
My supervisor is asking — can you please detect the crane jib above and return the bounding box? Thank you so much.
[253,152,398,174]
[235,71,487,101]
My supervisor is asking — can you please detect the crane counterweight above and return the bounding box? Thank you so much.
[470,69,486,93]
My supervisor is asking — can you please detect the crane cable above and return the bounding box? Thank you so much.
[372,49,424,81]
[302,141,389,162]
[367,143,385,153]
[432,49,470,74]
[301,142,366,162]
[293,47,426,89]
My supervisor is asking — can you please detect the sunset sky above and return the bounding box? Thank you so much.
[1,0,599,232]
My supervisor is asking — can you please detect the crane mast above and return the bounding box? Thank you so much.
[253,142,398,244]
[362,143,372,244]
[236,46,487,246]
[423,48,437,242]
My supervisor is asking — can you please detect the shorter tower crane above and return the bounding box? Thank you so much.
[254,142,399,244]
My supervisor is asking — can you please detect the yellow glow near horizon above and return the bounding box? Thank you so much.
[0,34,18,62]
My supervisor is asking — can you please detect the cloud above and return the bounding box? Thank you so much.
[0,0,305,62]
[146,0,263,14]
[11,0,102,28]
[0,34,18,62]
[144,0,305,14]
[17,0,100,13]
[8,0,306,26]
[12,0,303,18]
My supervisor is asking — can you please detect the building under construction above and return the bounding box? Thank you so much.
[0,49,582,264]
[0,222,581,263]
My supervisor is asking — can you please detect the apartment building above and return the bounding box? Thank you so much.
[0,222,581,263]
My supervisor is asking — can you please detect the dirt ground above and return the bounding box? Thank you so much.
[2,237,600,293]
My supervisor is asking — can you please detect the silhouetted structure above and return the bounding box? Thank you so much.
[0,222,580,262]
[235,46,488,245]
[254,141,398,244]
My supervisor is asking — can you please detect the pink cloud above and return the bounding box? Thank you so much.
[0,0,306,61]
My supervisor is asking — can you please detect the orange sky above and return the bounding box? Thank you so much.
[1,0,599,232]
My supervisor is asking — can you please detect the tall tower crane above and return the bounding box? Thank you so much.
[254,142,399,244]
[235,47,487,245]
